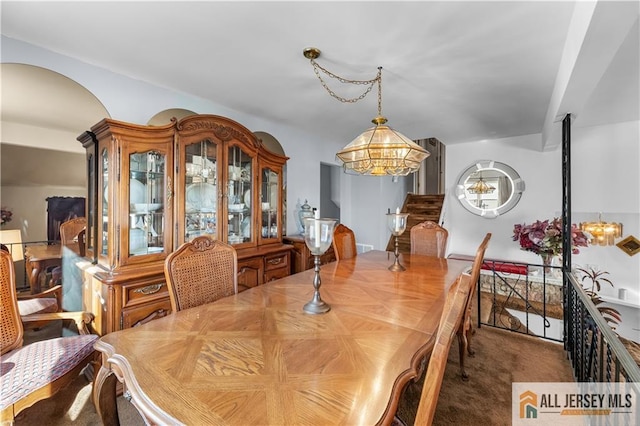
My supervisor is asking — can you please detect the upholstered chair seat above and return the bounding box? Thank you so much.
[0,249,98,422]
[0,334,97,412]
[16,297,59,316]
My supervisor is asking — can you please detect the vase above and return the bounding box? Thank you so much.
[540,253,554,274]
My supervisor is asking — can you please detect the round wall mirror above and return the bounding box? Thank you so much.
[454,160,525,219]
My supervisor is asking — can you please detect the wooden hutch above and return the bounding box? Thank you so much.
[78,114,292,335]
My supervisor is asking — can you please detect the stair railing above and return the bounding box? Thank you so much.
[565,272,640,383]
[477,259,562,342]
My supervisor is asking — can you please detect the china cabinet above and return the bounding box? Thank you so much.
[78,114,291,335]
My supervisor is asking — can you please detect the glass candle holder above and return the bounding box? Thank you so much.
[386,211,409,271]
[302,217,337,314]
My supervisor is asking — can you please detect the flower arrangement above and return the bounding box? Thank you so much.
[1,208,12,226]
[512,217,590,257]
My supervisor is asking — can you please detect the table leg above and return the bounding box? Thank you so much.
[26,259,42,294]
[93,364,121,426]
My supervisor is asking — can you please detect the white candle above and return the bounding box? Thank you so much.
[314,209,321,247]
[395,207,401,232]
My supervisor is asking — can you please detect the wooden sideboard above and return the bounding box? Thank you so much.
[283,234,336,274]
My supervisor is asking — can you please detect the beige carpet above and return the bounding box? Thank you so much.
[395,325,575,425]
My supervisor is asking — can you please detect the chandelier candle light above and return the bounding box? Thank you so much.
[302,213,337,314]
[387,207,409,271]
[303,47,430,176]
[580,213,623,246]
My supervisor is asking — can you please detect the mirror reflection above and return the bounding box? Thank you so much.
[455,160,525,218]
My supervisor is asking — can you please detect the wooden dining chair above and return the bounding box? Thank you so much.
[332,223,357,261]
[0,249,98,423]
[414,273,473,426]
[410,221,449,258]
[457,232,491,380]
[60,217,87,256]
[164,236,239,312]
[0,243,61,317]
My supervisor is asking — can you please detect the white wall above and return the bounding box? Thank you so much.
[570,120,640,302]
[446,133,563,261]
[446,120,640,340]
[1,185,85,287]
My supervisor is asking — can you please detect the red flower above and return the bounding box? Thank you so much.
[513,217,590,256]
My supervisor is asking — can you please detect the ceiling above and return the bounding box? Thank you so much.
[1,1,638,154]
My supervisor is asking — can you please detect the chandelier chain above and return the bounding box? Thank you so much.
[310,59,380,104]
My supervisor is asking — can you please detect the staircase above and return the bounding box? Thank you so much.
[386,193,445,253]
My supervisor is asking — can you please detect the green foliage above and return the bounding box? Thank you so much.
[575,266,621,330]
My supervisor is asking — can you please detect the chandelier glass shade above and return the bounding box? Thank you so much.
[336,116,430,176]
[304,47,429,176]
[580,214,623,246]
[467,176,496,194]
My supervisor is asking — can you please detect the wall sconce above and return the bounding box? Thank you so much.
[0,229,24,262]
[580,214,623,246]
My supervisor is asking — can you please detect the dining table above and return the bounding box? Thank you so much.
[93,250,470,425]
[24,244,64,294]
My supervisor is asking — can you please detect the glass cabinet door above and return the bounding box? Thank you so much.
[227,145,252,245]
[183,139,219,242]
[100,148,109,258]
[129,151,166,256]
[260,167,280,241]
[85,148,96,260]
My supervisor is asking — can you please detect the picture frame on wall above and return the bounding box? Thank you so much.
[616,235,640,257]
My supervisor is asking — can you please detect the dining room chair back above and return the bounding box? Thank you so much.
[332,223,357,261]
[50,217,87,287]
[410,221,449,258]
[164,236,239,312]
[457,232,491,380]
[0,249,98,423]
[59,216,87,257]
[414,273,473,426]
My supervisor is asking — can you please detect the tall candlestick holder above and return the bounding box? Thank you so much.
[302,217,337,314]
[386,211,409,271]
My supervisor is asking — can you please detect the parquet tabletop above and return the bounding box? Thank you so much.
[94,250,469,425]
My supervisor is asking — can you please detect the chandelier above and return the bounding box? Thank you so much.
[303,47,429,176]
[580,214,623,246]
[467,174,495,194]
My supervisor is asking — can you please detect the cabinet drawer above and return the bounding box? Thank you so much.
[123,281,169,307]
[238,257,263,292]
[265,252,289,271]
[121,298,171,329]
[265,267,289,283]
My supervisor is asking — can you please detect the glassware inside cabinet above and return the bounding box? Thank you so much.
[100,148,109,257]
[129,151,166,256]
[184,139,218,242]
[261,167,279,239]
[227,145,252,245]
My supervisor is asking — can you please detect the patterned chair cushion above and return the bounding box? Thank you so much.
[17,298,59,316]
[0,334,97,410]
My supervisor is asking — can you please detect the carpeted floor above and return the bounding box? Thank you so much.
[395,325,574,425]
[14,324,574,425]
